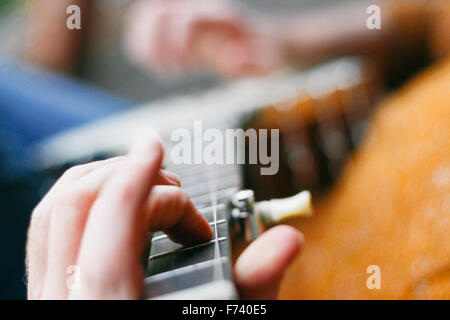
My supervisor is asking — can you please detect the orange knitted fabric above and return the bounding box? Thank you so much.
[279,57,450,299]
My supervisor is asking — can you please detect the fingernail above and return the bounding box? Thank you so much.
[160,169,181,186]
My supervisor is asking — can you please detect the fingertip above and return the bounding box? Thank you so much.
[159,169,181,187]
[186,204,214,244]
[270,225,304,254]
[234,225,304,294]
[128,132,164,166]
[202,217,214,240]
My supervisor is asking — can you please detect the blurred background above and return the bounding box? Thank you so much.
[1,0,350,299]
[0,0,448,299]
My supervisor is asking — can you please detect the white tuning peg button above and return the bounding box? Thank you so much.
[255,191,313,229]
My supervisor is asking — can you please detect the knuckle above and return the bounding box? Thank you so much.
[116,180,138,204]
[172,186,186,198]
[60,164,86,181]
[148,186,189,229]
[169,187,189,213]
[52,185,93,213]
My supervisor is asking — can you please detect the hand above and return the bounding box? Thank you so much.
[123,0,284,77]
[26,134,303,299]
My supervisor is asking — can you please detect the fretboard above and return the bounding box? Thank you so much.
[34,57,381,299]
[143,162,242,299]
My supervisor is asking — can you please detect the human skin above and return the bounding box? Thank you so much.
[123,0,440,78]
[26,133,303,299]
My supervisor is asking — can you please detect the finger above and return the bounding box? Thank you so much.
[145,185,212,245]
[26,156,124,299]
[74,135,164,299]
[151,11,174,73]
[42,159,126,299]
[41,160,177,299]
[190,21,247,69]
[156,169,180,187]
[166,12,196,71]
[168,1,245,71]
[214,36,281,77]
[214,38,256,77]
[169,11,243,69]
[123,0,165,72]
[241,38,283,75]
[234,225,304,299]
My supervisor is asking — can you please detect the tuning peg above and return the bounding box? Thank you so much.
[230,190,313,240]
[255,190,313,229]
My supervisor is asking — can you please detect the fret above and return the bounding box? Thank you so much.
[144,156,237,297]
[167,164,240,181]
[150,204,228,240]
[147,236,230,276]
[201,206,228,223]
[147,153,235,278]
[150,236,227,261]
[177,167,240,186]
[143,257,231,299]
[182,174,241,198]
[189,186,239,208]
[146,256,228,283]
[152,219,227,242]
[199,203,226,217]
[150,222,228,257]
[149,220,228,259]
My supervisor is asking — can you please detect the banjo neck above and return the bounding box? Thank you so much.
[35,57,382,299]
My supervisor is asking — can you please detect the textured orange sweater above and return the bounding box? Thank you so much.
[279,57,450,299]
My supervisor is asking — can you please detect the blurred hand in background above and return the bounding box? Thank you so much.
[123,0,284,77]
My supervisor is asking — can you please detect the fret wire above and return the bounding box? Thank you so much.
[148,126,239,293]
[144,256,229,284]
[190,186,238,204]
[199,203,226,214]
[183,174,241,198]
[165,164,217,174]
[168,165,239,181]
[214,219,225,226]
[149,236,228,260]
[207,165,226,282]
[182,171,239,188]
[151,219,227,242]
[176,169,240,186]
[171,168,240,183]
[166,163,231,171]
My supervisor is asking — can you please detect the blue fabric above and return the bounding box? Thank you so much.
[0,61,133,299]
[0,61,132,179]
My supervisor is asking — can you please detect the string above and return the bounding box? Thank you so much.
[208,165,224,281]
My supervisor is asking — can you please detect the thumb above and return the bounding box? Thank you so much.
[234,225,304,299]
